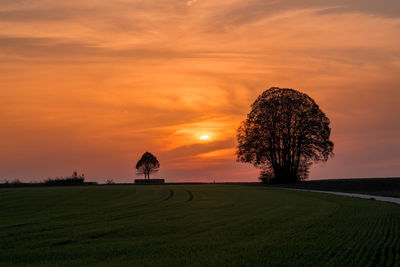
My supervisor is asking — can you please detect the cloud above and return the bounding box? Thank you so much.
[186,0,197,7]
[0,0,399,181]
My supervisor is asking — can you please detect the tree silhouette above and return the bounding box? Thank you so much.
[237,87,334,183]
[135,152,160,180]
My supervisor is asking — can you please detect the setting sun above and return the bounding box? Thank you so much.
[200,135,211,140]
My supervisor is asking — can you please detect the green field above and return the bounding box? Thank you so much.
[1,185,399,266]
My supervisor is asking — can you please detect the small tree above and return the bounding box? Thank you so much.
[135,152,160,180]
[237,87,334,183]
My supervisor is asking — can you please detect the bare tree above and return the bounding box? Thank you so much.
[237,87,334,183]
[135,152,160,180]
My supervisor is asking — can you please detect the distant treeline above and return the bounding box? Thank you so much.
[43,176,87,186]
[0,172,97,188]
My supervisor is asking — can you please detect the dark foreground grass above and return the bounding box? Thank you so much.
[1,185,399,266]
[276,178,400,198]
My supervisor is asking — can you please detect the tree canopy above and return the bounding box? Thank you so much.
[135,152,160,180]
[237,87,334,183]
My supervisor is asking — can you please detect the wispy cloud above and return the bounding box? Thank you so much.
[0,0,399,181]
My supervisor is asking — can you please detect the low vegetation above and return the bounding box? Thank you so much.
[0,172,96,188]
[1,185,399,266]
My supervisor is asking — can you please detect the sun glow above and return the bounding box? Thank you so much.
[200,134,210,140]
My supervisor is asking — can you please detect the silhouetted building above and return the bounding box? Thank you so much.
[135,179,165,184]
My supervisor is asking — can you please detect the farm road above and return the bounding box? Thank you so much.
[284,188,400,205]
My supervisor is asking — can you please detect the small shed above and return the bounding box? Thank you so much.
[134,179,165,184]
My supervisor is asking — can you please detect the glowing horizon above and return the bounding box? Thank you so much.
[0,0,399,183]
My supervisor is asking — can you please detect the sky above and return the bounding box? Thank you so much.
[0,0,399,183]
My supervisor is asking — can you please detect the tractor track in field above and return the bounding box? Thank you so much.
[186,190,193,202]
[163,189,174,201]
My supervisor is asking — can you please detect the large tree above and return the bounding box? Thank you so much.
[237,87,334,183]
[135,152,160,180]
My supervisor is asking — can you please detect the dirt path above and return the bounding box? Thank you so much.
[283,188,400,205]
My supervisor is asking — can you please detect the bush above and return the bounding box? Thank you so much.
[44,172,85,186]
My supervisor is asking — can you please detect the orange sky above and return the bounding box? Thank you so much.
[0,0,399,183]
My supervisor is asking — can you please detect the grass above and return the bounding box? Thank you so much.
[1,184,399,266]
[275,178,400,198]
